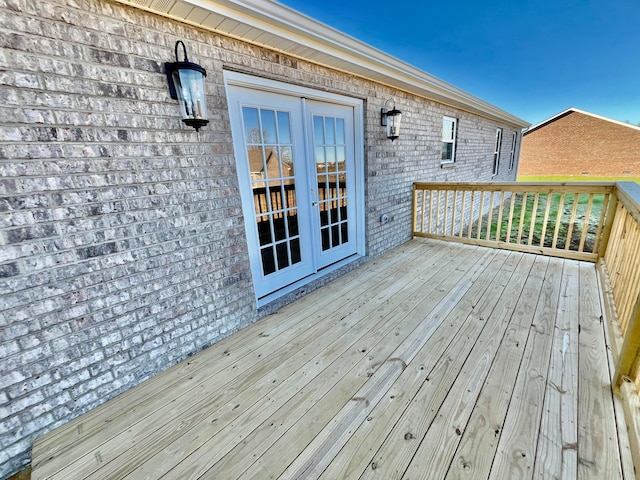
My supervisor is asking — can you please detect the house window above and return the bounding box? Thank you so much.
[493,128,502,176]
[508,131,517,170]
[441,116,457,164]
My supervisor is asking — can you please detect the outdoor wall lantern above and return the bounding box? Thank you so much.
[165,41,209,131]
[381,99,402,141]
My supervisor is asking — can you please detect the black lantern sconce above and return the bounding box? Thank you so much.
[381,99,402,141]
[165,41,209,131]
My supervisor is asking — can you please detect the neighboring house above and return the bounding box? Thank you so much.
[519,107,640,179]
[0,0,528,476]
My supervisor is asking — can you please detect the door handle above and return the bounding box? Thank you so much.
[312,201,318,207]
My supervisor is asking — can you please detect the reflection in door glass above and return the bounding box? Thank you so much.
[243,106,301,276]
[312,114,349,252]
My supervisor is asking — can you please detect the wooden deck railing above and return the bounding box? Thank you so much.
[412,182,616,262]
[595,183,640,381]
[413,180,640,469]
[597,182,640,470]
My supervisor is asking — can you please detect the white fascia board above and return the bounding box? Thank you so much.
[570,108,640,132]
[525,107,640,134]
[115,0,529,128]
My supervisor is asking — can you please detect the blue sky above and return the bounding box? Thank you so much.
[278,0,640,127]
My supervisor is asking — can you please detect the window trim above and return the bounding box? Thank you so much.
[493,128,502,176]
[508,131,517,171]
[441,116,457,165]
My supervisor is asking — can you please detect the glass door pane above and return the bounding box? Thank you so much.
[308,100,356,269]
[243,106,302,276]
[313,115,349,251]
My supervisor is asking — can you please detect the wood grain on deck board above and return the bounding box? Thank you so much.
[30,239,631,480]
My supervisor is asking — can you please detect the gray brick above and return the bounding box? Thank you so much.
[0,262,19,278]
[75,242,117,259]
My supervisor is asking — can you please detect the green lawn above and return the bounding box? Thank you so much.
[475,191,606,252]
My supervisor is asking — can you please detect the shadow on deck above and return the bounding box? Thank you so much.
[31,238,633,479]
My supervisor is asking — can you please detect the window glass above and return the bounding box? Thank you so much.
[260,109,277,143]
[243,108,260,143]
[493,128,503,175]
[509,131,517,170]
[277,111,292,144]
[441,116,457,163]
[244,107,302,276]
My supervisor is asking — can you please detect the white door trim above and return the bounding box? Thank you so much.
[224,71,366,305]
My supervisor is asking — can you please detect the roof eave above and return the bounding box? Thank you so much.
[115,0,530,128]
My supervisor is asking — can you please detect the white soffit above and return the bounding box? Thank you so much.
[117,0,530,128]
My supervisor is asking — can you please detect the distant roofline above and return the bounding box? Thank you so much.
[524,107,640,135]
[113,0,529,128]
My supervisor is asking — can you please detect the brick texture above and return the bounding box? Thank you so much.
[0,0,520,476]
[520,110,640,177]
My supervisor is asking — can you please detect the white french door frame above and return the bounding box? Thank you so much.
[224,71,365,305]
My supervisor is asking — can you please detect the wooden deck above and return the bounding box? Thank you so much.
[31,238,634,479]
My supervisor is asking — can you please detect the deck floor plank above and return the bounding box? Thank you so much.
[35,241,446,479]
[318,250,523,480]
[274,250,502,480]
[396,255,541,480]
[577,263,623,479]
[31,240,430,473]
[443,255,550,480]
[488,256,564,479]
[117,244,480,478]
[29,239,632,480]
[358,252,541,480]
[67,242,466,480]
[533,260,579,479]
[168,246,492,479]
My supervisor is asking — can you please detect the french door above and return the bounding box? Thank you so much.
[227,83,360,299]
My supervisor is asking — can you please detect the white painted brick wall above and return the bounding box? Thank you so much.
[0,0,521,476]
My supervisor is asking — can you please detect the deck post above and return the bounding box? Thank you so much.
[598,191,619,259]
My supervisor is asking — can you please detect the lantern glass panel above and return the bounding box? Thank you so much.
[386,112,402,139]
[172,69,207,121]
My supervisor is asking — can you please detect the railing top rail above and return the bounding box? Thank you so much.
[414,181,616,193]
[616,182,640,227]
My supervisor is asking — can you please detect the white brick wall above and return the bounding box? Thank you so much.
[0,0,521,476]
